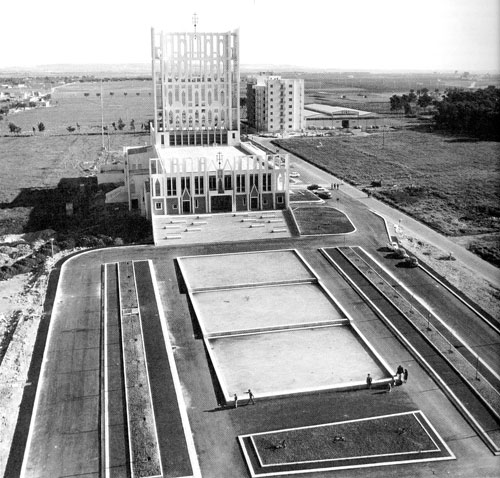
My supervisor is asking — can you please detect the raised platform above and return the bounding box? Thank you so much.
[178,249,393,403]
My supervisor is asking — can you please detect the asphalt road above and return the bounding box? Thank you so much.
[14,191,500,477]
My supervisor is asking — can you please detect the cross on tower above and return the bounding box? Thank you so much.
[192,13,198,39]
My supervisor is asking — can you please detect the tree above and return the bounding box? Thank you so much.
[130,119,135,131]
[109,92,114,96]
[124,92,128,96]
[417,93,433,112]
[8,122,20,133]
[390,95,403,112]
[117,118,125,130]
[136,92,140,96]
[401,95,413,115]
[96,93,101,97]
[38,122,45,132]
[111,122,117,131]
[67,125,76,133]
[84,93,90,97]
[434,86,500,140]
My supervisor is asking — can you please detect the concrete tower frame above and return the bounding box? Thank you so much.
[151,28,240,148]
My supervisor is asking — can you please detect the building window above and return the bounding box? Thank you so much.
[262,173,272,192]
[155,201,162,210]
[224,175,232,190]
[181,177,191,192]
[249,174,259,189]
[243,197,246,206]
[194,176,204,194]
[195,199,199,208]
[209,176,217,191]
[154,179,161,197]
[263,199,268,205]
[236,174,246,193]
[173,204,178,209]
[277,196,284,204]
[167,178,177,196]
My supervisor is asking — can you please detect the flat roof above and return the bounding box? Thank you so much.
[155,144,280,173]
[304,103,374,117]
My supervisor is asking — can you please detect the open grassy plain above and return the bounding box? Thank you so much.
[0,79,153,136]
[0,80,152,237]
[276,130,500,265]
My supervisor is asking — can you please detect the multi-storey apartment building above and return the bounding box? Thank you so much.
[246,75,305,133]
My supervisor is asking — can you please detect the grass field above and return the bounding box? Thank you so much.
[253,413,437,464]
[292,206,355,235]
[0,80,153,136]
[0,81,151,237]
[276,130,500,264]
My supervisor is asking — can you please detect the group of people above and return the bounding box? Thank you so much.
[233,389,255,408]
[366,365,409,390]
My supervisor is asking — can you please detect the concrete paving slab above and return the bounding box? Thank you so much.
[191,283,346,336]
[208,325,392,400]
[154,211,292,246]
[179,249,314,291]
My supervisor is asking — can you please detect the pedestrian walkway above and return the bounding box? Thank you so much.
[153,211,291,246]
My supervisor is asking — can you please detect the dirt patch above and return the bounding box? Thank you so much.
[0,251,71,476]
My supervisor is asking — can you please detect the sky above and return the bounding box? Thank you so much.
[1,0,498,72]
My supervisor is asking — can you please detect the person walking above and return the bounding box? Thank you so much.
[396,364,404,382]
[234,393,238,409]
[247,389,255,405]
[403,369,408,383]
[366,373,373,389]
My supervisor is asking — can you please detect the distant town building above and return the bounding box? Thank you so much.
[303,104,379,129]
[246,75,305,133]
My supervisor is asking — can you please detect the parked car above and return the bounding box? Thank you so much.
[289,171,300,178]
[313,187,330,194]
[307,184,320,190]
[386,241,399,251]
[313,190,332,199]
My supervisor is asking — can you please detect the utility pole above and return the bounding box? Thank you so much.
[100,80,105,150]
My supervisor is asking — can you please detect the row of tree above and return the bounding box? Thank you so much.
[5,119,142,135]
[433,86,500,140]
[83,92,150,97]
[389,88,436,115]
[390,86,500,140]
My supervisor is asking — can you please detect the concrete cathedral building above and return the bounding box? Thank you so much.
[116,28,290,219]
[246,75,305,133]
